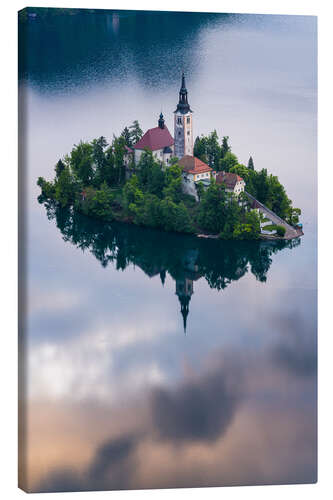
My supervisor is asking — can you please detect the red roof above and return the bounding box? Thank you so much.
[178,155,212,175]
[215,171,244,189]
[125,145,133,153]
[133,126,174,151]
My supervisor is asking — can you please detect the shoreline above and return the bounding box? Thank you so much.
[85,207,303,242]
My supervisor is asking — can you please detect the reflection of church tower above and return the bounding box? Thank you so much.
[174,73,193,159]
[175,277,193,333]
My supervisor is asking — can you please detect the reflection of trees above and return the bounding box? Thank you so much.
[43,201,300,291]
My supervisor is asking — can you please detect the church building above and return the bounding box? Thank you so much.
[130,73,245,200]
[131,72,194,165]
[132,112,174,165]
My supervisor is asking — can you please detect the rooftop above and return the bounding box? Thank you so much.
[133,126,174,152]
[178,155,212,175]
[215,171,244,189]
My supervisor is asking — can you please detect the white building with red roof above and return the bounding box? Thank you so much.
[178,155,213,199]
[215,171,245,195]
[133,113,174,165]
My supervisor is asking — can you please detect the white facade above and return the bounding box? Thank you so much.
[233,179,246,195]
[134,146,174,166]
[213,172,246,196]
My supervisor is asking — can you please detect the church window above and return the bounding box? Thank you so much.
[187,116,190,124]
[178,131,181,136]
[177,116,182,125]
[187,131,190,135]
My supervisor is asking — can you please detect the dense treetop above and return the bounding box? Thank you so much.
[37,122,301,239]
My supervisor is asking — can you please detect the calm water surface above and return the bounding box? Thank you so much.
[19,10,317,492]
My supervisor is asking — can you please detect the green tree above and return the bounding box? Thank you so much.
[219,152,238,172]
[219,197,242,239]
[92,136,108,187]
[37,176,55,199]
[122,175,144,214]
[247,156,254,170]
[113,136,126,185]
[163,164,183,202]
[221,136,230,159]
[121,126,132,147]
[160,198,193,233]
[206,130,221,169]
[137,149,156,190]
[54,167,78,207]
[254,168,269,204]
[88,182,114,220]
[104,145,117,186]
[132,193,162,228]
[233,211,260,240]
[198,181,229,233]
[265,174,291,219]
[69,141,94,185]
[193,135,208,163]
[55,159,65,178]
[147,163,166,197]
[129,120,143,145]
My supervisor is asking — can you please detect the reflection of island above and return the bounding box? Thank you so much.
[42,202,301,332]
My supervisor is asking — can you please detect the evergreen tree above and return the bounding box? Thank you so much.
[92,136,108,186]
[129,120,143,145]
[193,135,208,163]
[112,136,126,185]
[206,130,221,169]
[55,159,65,178]
[247,156,254,170]
[121,126,132,147]
[221,136,230,158]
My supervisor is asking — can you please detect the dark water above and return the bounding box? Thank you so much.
[19,9,317,492]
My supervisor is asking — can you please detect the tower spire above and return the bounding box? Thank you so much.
[158,112,165,129]
[175,72,192,114]
[181,71,186,91]
[180,295,190,334]
[175,276,193,335]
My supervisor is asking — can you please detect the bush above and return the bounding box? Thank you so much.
[276,225,286,237]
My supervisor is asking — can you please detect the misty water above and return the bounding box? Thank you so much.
[19,10,317,492]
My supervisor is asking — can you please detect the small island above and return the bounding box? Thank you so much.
[38,74,302,240]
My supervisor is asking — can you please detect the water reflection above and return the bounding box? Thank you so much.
[19,10,227,91]
[19,9,316,493]
[42,200,300,332]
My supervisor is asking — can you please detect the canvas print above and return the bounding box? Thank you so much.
[18,7,317,493]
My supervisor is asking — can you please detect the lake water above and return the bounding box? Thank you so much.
[18,9,317,492]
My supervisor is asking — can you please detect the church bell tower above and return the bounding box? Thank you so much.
[175,276,194,334]
[174,73,193,159]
